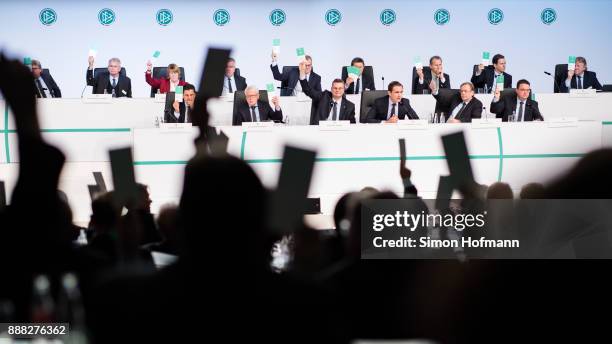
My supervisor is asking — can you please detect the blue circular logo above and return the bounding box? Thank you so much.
[98,8,116,26]
[269,9,286,26]
[488,8,504,25]
[541,8,557,25]
[379,9,396,26]
[434,9,450,25]
[325,9,342,26]
[213,9,230,26]
[39,8,57,26]
[156,9,173,26]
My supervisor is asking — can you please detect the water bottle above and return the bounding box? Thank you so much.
[508,110,516,123]
[58,273,89,343]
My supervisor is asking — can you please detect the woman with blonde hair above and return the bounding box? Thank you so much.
[145,62,186,94]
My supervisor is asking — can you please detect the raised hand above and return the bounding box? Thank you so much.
[298,61,306,78]
[146,60,153,72]
[271,95,280,108]
[88,55,95,69]
[416,68,424,80]
[172,100,180,113]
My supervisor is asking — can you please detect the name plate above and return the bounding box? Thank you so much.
[472,118,502,128]
[82,94,112,104]
[547,117,578,128]
[319,120,351,131]
[242,121,275,131]
[160,122,194,132]
[569,89,596,98]
[397,119,428,130]
[154,93,167,103]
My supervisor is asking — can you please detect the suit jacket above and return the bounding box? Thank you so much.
[35,72,61,98]
[299,79,356,125]
[365,96,419,123]
[490,94,543,122]
[164,101,192,123]
[145,72,187,94]
[271,64,322,96]
[471,67,512,91]
[415,72,451,94]
[234,74,247,92]
[86,69,132,97]
[444,97,483,123]
[233,100,283,126]
[342,69,376,94]
[559,70,602,92]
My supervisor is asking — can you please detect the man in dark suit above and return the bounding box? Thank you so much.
[415,56,451,94]
[299,62,355,125]
[471,53,512,92]
[31,60,61,98]
[559,56,602,92]
[233,85,283,126]
[491,79,543,122]
[86,56,131,97]
[343,57,375,94]
[365,81,418,123]
[222,57,247,96]
[164,83,196,123]
[439,82,483,123]
[270,51,321,96]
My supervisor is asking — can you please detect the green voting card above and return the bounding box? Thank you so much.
[266,83,275,93]
[273,39,281,46]
[153,51,161,58]
[347,66,361,77]
[23,57,31,66]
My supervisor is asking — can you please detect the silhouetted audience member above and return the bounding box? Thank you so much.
[142,204,182,255]
[519,182,545,199]
[486,182,514,199]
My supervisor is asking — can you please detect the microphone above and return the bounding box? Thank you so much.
[381,76,385,90]
[544,71,562,93]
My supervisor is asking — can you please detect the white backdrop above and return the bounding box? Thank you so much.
[0,0,611,98]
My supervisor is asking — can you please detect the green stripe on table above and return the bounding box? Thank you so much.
[3,103,9,163]
[6,128,131,133]
[497,127,504,182]
[133,153,583,166]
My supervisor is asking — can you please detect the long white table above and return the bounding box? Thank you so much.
[131,123,601,216]
[0,95,610,222]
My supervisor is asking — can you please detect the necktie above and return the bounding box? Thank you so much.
[577,76,583,89]
[250,106,257,122]
[355,78,360,95]
[492,75,498,93]
[518,101,524,122]
[456,102,467,119]
[112,78,117,88]
[389,103,396,119]
[228,77,233,93]
[332,101,338,120]
[36,79,47,98]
